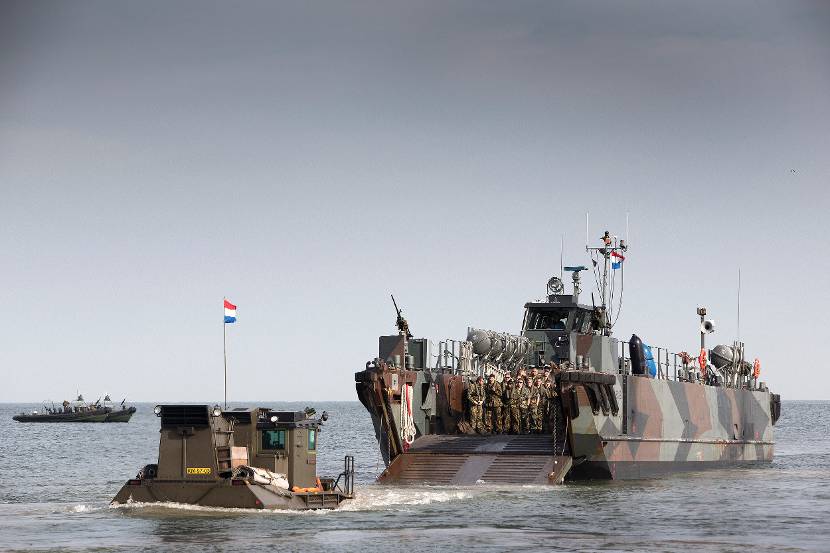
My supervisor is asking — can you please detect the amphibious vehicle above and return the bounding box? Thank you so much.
[112,404,354,510]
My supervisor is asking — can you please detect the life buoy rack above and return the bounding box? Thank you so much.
[753,358,761,379]
[698,349,707,376]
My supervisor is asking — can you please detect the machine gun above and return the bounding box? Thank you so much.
[391,294,412,339]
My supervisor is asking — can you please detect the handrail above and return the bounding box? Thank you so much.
[333,455,355,497]
[618,340,694,383]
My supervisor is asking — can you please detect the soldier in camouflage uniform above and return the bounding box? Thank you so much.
[501,373,514,432]
[467,376,485,433]
[529,377,544,433]
[519,378,532,433]
[541,378,558,433]
[508,378,527,434]
[484,373,503,434]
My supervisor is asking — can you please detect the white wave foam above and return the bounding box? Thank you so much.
[339,487,470,511]
[110,501,301,515]
[110,486,471,515]
[111,486,472,516]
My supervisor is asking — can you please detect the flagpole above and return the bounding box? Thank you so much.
[223,297,227,410]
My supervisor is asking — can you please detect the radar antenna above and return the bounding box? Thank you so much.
[563,266,587,298]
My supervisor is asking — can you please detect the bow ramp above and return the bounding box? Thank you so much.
[378,435,572,485]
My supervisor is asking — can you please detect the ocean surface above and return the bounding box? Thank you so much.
[0,400,828,553]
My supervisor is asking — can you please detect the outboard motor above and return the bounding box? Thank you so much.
[629,334,646,375]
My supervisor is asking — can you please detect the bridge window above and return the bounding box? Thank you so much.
[527,308,571,331]
[261,429,286,451]
[308,429,317,451]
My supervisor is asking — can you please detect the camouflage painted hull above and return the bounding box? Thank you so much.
[355,362,775,483]
[566,376,774,480]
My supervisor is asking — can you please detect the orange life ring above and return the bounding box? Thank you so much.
[698,349,707,375]
[753,358,761,379]
[292,478,324,494]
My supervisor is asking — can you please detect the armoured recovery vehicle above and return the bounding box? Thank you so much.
[112,405,355,509]
[13,395,136,423]
[355,230,781,484]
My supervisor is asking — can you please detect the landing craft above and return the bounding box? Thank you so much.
[112,405,355,509]
[355,229,781,484]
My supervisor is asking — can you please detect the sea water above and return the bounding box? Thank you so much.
[0,401,828,552]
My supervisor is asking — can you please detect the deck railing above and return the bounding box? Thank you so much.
[617,340,699,382]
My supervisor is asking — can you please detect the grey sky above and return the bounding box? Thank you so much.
[2,1,828,402]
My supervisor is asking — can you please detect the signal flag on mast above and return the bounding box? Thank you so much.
[224,299,237,323]
[611,251,625,270]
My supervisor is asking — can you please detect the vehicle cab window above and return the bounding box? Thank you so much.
[261,429,286,451]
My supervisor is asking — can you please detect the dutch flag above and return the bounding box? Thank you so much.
[224,299,237,324]
[611,251,625,270]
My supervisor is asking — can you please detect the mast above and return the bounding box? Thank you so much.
[602,237,610,309]
[223,297,228,410]
[737,268,741,342]
[585,229,627,335]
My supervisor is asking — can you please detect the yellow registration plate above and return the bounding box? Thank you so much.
[186,467,211,475]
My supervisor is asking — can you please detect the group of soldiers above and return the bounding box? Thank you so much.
[467,365,559,435]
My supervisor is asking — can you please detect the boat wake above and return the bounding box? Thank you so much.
[339,486,471,511]
[105,485,475,516]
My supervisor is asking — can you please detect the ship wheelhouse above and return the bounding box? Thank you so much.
[521,295,594,365]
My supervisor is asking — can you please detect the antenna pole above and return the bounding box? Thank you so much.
[737,268,741,342]
[602,242,609,310]
[223,297,227,410]
[585,212,589,249]
[560,233,564,280]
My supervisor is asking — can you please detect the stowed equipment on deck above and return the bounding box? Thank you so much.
[112,405,354,510]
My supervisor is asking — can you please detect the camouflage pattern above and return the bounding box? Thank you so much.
[484,378,503,434]
[355,282,778,483]
[528,381,544,433]
[565,375,775,479]
[507,381,527,434]
[541,381,557,433]
[467,378,485,433]
[501,377,514,431]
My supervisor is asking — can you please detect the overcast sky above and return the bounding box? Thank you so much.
[1,1,828,402]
